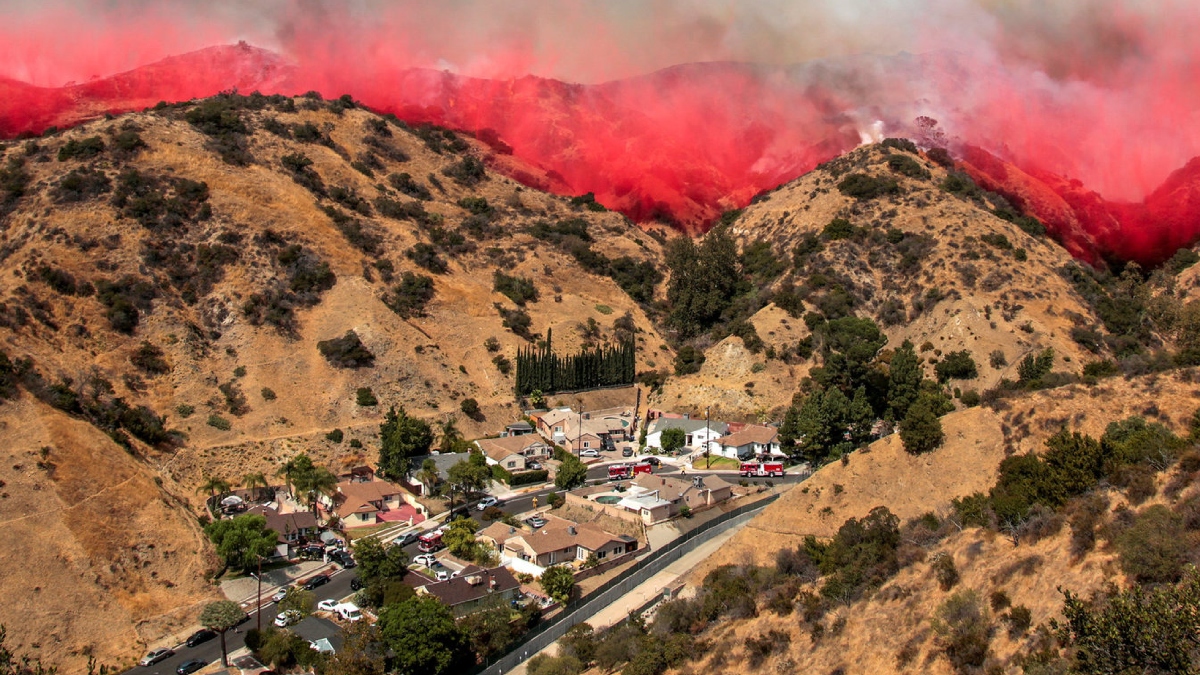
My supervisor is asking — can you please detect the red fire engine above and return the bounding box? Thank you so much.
[417,531,444,553]
[608,462,653,480]
[739,460,785,477]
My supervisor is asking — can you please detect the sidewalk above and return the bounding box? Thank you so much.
[507,523,744,674]
[219,560,335,604]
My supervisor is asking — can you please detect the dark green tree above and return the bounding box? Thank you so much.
[554,454,588,490]
[899,392,945,455]
[204,514,278,573]
[540,566,576,604]
[377,597,473,675]
[661,427,686,454]
[379,406,434,478]
[352,537,409,607]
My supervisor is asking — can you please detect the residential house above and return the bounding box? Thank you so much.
[531,407,575,441]
[644,417,728,453]
[502,522,637,568]
[416,567,521,618]
[505,421,535,436]
[321,478,413,528]
[337,465,376,483]
[620,473,735,524]
[404,452,469,497]
[713,425,781,459]
[290,617,344,654]
[476,435,552,472]
[247,505,319,559]
[533,406,637,450]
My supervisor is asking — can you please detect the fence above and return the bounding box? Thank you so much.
[474,492,781,675]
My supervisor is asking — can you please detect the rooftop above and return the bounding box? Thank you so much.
[715,424,779,447]
[418,567,520,607]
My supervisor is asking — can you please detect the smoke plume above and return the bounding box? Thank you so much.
[2,0,1198,264]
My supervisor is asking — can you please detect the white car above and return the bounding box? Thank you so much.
[270,585,291,603]
[317,599,338,612]
[580,448,600,457]
[335,602,363,622]
[435,569,450,581]
[413,553,437,567]
[274,610,302,627]
[476,496,500,511]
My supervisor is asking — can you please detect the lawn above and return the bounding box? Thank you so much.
[692,455,739,470]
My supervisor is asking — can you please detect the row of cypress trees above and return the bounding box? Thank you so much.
[515,328,635,395]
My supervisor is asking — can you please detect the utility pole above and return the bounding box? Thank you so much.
[254,555,263,632]
[576,397,584,459]
[704,407,711,468]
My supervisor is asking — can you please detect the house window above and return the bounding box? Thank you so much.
[507,461,516,468]
[583,441,590,448]
[597,550,607,559]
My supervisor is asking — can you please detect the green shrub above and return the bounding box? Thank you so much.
[326,428,344,443]
[407,243,448,274]
[57,136,105,161]
[837,173,899,200]
[493,272,538,306]
[932,553,959,591]
[460,398,480,418]
[386,272,435,318]
[935,350,978,382]
[442,155,486,186]
[674,345,705,375]
[387,172,432,200]
[932,590,992,673]
[317,331,375,368]
[176,404,195,418]
[1115,505,1187,584]
[886,153,930,179]
[207,414,232,431]
[822,218,856,240]
[130,341,170,375]
[356,387,378,406]
[260,387,277,401]
[509,470,549,486]
[349,439,363,448]
[55,167,111,202]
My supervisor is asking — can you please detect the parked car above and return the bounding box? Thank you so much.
[176,659,207,675]
[476,496,500,511]
[303,574,330,590]
[350,576,364,591]
[526,515,547,528]
[274,610,302,627]
[413,553,437,567]
[317,599,338,612]
[139,649,174,666]
[335,603,363,622]
[580,448,600,457]
[331,550,356,568]
[392,531,419,547]
[185,629,216,647]
[622,447,634,457]
[526,461,543,470]
[435,569,450,581]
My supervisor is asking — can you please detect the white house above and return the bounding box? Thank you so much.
[644,417,728,453]
[713,425,782,459]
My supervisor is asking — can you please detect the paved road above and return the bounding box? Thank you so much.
[130,566,359,675]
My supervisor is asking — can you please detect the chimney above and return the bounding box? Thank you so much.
[568,526,576,535]
[661,478,666,486]
[508,527,515,534]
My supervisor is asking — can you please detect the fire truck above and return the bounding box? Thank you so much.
[417,531,444,553]
[739,460,785,477]
[608,462,653,480]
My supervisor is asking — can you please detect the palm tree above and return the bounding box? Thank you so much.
[275,457,299,497]
[303,467,339,520]
[438,415,463,454]
[242,471,268,502]
[416,458,440,496]
[196,475,231,499]
[199,600,245,667]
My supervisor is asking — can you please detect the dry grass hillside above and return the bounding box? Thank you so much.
[0,95,669,668]
[678,367,1200,674]
[658,143,1103,418]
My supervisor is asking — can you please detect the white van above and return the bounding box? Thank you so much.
[334,602,363,622]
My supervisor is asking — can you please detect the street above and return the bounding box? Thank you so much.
[130,566,359,675]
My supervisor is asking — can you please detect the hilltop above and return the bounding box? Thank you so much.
[0,93,667,669]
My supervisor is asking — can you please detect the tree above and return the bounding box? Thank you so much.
[447,453,492,513]
[660,427,686,454]
[555,454,588,490]
[197,475,232,499]
[540,566,576,605]
[377,597,473,675]
[459,600,522,661]
[204,514,278,573]
[665,226,746,338]
[276,454,311,497]
[295,465,338,519]
[279,587,316,616]
[441,517,481,561]
[935,350,979,383]
[353,538,409,607]
[379,405,434,479]
[437,416,468,454]
[416,458,440,495]
[324,620,386,675]
[1058,567,1200,674]
[1018,347,1054,384]
[200,600,246,667]
[459,398,481,419]
[900,393,945,455]
[931,590,992,673]
[242,471,268,502]
[888,340,922,420]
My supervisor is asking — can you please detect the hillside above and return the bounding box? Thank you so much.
[657,142,1103,418]
[0,94,668,669]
